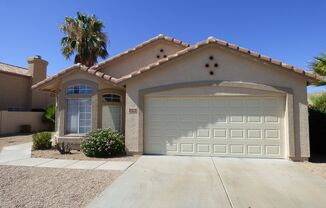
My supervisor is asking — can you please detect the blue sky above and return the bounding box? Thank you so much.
[0,0,325,92]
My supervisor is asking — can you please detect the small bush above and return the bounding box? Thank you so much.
[32,132,52,150]
[81,129,125,157]
[20,125,32,133]
[42,104,55,130]
[56,142,72,154]
[309,93,326,113]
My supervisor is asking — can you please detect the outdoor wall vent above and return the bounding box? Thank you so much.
[205,55,218,75]
[157,48,167,59]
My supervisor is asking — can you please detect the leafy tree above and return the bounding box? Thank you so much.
[309,92,326,113]
[311,54,326,86]
[60,12,108,67]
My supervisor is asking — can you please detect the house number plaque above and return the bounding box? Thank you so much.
[129,108,138,114]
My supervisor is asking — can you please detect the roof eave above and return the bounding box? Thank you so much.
[89,34,190,72]
[32,64,122,92]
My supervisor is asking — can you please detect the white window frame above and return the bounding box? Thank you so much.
[66,98,92,135]
[66,84,93,95]
[101,93,122,132]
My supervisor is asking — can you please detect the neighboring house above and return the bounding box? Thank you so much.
[0,56,54,135]
[33,34,323,161]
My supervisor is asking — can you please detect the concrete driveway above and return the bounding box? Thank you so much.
[88,156,326,208]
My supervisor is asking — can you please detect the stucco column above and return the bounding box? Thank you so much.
[285,93,295,159]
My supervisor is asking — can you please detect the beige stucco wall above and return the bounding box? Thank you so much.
[55,71,124,138]
[0,73,31,111]
[100,40,185,78]
[0,111,49,135]
[124,45,309,160]
[0,71,54,111]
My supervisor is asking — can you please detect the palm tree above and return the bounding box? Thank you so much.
[60,12,108,67]
[311,54,326,86]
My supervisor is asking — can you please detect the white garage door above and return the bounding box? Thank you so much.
[144,96,285,158]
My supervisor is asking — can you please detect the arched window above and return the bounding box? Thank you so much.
[66,84,93,95]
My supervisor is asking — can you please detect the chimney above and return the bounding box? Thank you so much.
[28,55,48,85]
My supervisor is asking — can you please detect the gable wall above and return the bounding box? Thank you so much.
[99,40,185,78]
[124,45,309,160]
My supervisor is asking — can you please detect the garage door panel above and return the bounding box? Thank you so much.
[247,145,263,155]
[212,114,227,124]
[213,128,227,138]
[229,129,245,139]
[213,144,228,154]
[145,96,285,158]
[180,143,195,153]
[247,115,262,123]
[247,129,262,139]
[196,144,211,153]
[230,144,245,155]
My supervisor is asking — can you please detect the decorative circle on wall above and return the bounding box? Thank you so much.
[204,55,218,75]
[156,48,167,59]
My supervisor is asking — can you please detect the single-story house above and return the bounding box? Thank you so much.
[33,34,323,161]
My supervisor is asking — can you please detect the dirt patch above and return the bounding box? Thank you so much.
[0,134,32,150]
[299,155,326,179]
[0,165,120,208]
[32,149,140,162]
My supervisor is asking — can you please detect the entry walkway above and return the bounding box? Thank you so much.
[0,143,133,171]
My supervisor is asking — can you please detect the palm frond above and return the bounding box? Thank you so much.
[60,12,109,66]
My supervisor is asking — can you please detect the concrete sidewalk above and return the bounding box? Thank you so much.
[0,143,134,171]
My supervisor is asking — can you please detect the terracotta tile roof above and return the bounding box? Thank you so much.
[0,62,30,77]
[33,35,323,90]
[116,37,323,83]
[33,34,189,89]
[31,63,120,89]
[90,34,190,71]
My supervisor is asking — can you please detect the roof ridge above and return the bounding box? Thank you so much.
[90,34,190,71]
[0,61,28,70]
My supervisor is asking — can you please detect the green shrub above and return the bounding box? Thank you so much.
[42,104,55,130]
[309,92,326,113]
[20,125,32,133]
[81,129,125,157]
[32,132,52,150]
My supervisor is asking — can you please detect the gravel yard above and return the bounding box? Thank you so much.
[32,149,140,161]
[0,134,32,150]
[0,165,121,208]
